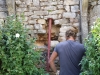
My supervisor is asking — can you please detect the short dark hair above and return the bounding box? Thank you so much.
[65,26,78,39]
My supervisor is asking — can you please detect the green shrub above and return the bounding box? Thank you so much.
[0,15,48,75]
[80,18,100,75]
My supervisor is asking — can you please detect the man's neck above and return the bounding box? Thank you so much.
[67,36,75,41]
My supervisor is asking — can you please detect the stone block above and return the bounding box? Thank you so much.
[44,15,58,19]
[58,14,62,19]
[33,30,37,33]
[38,19,46,24]
[59,33,65,37]
[33,0,40,6]
[30,7,40,11]
[63,12,76,18]
[28,20,36,24]
[50,2,57,5]
[64,0,79,5]
[51,41,59,47]
[49,10,63,15]
[26,25,34,29]
[73,23,79,27]
[91,1,97,6]
[65,6,70,12]
[30,15,40,19]
[71,5,79,12]
[25,0,32,5]
[34,23,43,29]
[15,0,21,5]
[34,11,48,15]
[0,12,7,19]
[58,1,63,4]
[38,29,46,33]
[98,0,100,4]
[58,37,66,42]
[44,6,57,10]
[61,23,72,26]
[70,18,79,23]
[16,8,22,12]
[22,8,28,12]
[40,0,47,1]
[24,12,33,16]
[0,7,7,12]
[54,19,69,25]
[60,26,73,33]
[57,5,64,9]
[40,2,49,6]
[19,4,27,8]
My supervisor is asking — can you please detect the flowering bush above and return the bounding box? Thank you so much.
[80,18,100,75]
[0,15,48,75]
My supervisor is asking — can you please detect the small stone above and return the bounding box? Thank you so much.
[30,15,40,19]
[59,33,65,37]
[50,2,57,5]
[51,41,59,47]
[57,5,64,9]
[71,5,79,12]
[54,19,69,25]
[0,12,7,18]
[44,15,58,19]
[34,11,48,15]
[64,0,79,5]
[91,1,97,6]
[28,20,36,24]
[58,37,66,42]
[65,6,70,12]
[58,1,63,4]
[40,0,47,1]
[63,12,76,18]
[34,23,43,29]
[16,0,21,5]
[30,7,40,11]
[33,0,40,6]
[44,6,57,10]
[24,12,33,16]
[40,2,49,6]
[26,25,33,29]
[38,19,46,24]
[73,23,79,27]
[38,29,46,33]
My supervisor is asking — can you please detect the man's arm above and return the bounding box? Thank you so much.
[49,51,58,73]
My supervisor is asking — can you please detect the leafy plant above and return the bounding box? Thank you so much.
[80,18,100,75]
[0,15,48,75]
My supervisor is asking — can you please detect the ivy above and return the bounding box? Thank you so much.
[0,15,48,75]
[80,18,100,75]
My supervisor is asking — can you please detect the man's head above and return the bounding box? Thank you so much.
[65,26,78,40]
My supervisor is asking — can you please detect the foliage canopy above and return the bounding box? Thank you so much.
[80,18,100,75]
[0,15,48,75]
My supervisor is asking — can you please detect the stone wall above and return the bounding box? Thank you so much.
[15,0,80,47]
[89,0,100,30]
[0,0,7,25]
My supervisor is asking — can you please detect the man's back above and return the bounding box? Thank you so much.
[54,40,85,75]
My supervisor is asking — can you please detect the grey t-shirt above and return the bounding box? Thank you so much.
[54,40,85,75]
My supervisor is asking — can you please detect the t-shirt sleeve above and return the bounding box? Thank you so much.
[54,45,58,53]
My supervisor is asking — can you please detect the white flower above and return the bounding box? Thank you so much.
[15,33,20,38]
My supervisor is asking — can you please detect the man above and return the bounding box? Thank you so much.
[49,26,85,75]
